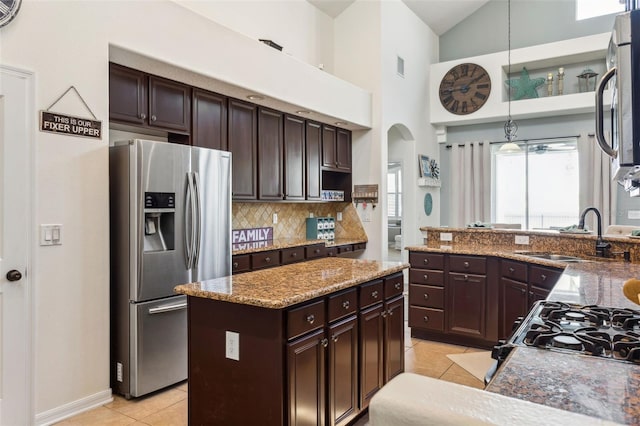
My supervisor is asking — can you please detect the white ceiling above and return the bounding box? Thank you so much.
[307,0,490,36]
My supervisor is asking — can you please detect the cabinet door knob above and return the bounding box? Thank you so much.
[463,261,470,268]
[395,282,402,290]
[371,290,379,299]
[314,249,320,254]
[140,113,147,120]
[381,311,388,318]
[529,291,534,297]
[509,267,515,273]
[389,309,394,316]
[423,274,429,281]
[321,338,328,347]
[265,257,271,263]
[424,293,429,300]
[541,274,547,281]
[233,262,239,268]
[423,258,429,265]
[292,252,297,258]
[151,115,157,121]
[342,300,350,310]
[521,288,526,294]
[423,315,429,323]
[332,335,339,342]
[464,274,469,281]
[306,314,315,324]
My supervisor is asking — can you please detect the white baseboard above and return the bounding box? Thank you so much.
[35,389,113,426]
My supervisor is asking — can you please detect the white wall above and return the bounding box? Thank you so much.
[178,0,335,72]
[0,0,368,421]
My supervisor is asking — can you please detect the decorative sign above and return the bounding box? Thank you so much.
[232,227,273,251]
[40,111,102,139]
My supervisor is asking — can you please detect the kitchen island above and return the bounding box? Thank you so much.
[174,257,408,425]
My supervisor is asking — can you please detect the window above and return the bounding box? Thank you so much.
[491,138,579,230]
[576,0,624,20]
[387,164,402,219]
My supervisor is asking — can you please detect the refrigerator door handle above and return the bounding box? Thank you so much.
[185,172,194,269]
[148,302,188,315]
[192,171,202,269]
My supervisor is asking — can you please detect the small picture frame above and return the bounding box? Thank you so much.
[418,154,431,178]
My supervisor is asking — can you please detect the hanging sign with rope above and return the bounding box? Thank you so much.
[40,86,102,139]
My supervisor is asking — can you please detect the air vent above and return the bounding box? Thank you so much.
[397,55,405,78]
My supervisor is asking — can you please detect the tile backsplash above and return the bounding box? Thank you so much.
[232,202,367,241]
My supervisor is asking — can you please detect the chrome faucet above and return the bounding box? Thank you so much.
[578,207,611,257]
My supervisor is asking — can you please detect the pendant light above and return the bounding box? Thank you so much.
[501,0,520,152]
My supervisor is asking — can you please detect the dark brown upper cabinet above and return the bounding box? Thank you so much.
[322,125,352,172]
[148,76,191,133]
[192,88,227,150]
[306,121,322,201]
[109,63,191,134]
[284,115,306,201]
[228,99,258,200]
[258,108,284,200]
[109,63,148,126]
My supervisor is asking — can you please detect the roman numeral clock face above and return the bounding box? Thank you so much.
[439,63,491,115]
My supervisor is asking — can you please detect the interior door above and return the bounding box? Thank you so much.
[0,65,34,424]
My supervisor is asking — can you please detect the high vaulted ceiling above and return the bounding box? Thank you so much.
[307,0,490,35]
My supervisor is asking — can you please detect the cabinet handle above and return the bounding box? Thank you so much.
[423,258,429,265]
[233,262,239,268]
[151,115,157,121]
[381,311,388,318]
[521,288,526,294]
[463,261,470,268]
[372,290,379,299]
[306,314,315,324]
[314,249,320,254]
[332,335,339,342]
[140,113,146,120]
[321,338,328,347]
[291,252,297,258]
[509,267,515,273]
[541,274,547,281]
[395,282,402,290]
[423,274,429,281]
[265,257,271,263]
[424,293,429,300]
[529,291,534,297]
[389,309,394,316]
[423,315,429,323]
[464,274,469,281]
[342,300,350,309]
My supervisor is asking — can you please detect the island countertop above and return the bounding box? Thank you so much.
[174,257,408,309]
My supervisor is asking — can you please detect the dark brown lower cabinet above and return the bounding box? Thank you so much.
[447,272,487,339]
[499,278,528,339]
[287,329,327,426]
[188,272,404,425]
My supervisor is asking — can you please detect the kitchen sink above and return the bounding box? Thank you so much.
[515,252,591,263]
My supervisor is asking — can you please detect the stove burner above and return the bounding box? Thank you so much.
[565,312,586,322]
[553,335,583,351]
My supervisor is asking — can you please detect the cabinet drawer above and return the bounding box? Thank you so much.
[449,255,486,274]
[326,247,337,257]
[287,300,326,340]
[305,244,326,260]
[409,252,444,269]
[384,273,404,299]
[359,280,384,309]
[232,255,251,274]
[337,245,353,254]
[281,247,304,265]
[409,269,444,286]
[328,288,358,323]
[409,284,444,309]
[501,259,527,282]
[251,250,281,270]
[529,265,562,290]
[409,306,444,332]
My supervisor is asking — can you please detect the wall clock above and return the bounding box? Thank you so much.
[0,0,21,28]
[439,63,491,115]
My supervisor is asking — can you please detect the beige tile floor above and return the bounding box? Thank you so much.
[57,323,484,425]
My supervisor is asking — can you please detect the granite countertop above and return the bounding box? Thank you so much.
[485,347,640,424]
[174,257,408,309]
[232,237,368,255]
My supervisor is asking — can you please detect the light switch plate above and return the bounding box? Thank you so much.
[515,235,530,245]
[40,224,63,246]
[226,331,239,361]
[628,210,640,220]
[337,212,343,221]
[440,232,453,242]
[273,213,278,224]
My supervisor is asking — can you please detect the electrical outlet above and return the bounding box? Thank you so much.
[116,362,123,382]
[629,210,640,220]
[337,212,343,221]
[515,235,530,245]
[226,331,239,361]
[440,232,453,242]
[273,213,278,224]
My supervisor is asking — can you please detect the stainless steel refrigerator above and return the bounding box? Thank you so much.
[109,139,231,398]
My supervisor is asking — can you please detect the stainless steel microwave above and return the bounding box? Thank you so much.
[596,9,640,190]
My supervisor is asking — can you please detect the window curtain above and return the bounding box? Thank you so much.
[449,141,491,227]
[577,133,617,232]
